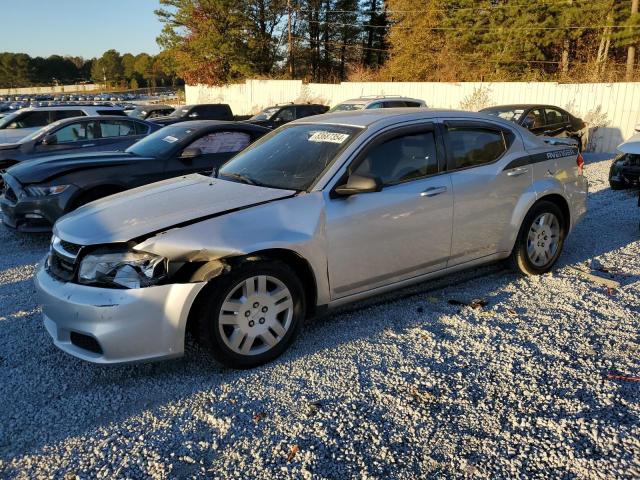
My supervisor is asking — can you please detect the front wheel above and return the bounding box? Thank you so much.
[510,201,566,275]
[193,259,305,368]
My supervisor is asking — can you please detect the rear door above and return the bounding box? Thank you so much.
[443,120,532,265]
[96,119,148,151]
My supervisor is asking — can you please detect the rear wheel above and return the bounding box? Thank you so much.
[193,259,305,368]
[510,201,566,275]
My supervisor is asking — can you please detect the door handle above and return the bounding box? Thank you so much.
[507,167,529,177]
[81,144,96,148]
[420,186,447,197]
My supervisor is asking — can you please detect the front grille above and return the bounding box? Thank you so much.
[59,240,82,256]
[48,251,77,281]
[70,332,103,354]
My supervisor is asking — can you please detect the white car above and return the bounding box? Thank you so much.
[330,95,426,112]
[0,106,126,144]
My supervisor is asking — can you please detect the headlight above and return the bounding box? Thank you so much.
[25,184,70,197]
[78,250,167,289]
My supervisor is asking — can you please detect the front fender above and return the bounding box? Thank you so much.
[135,192,330,305]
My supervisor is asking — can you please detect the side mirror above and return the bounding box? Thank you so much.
[42,134,57,145]
[180,147,202,159]
[334,174,382,196]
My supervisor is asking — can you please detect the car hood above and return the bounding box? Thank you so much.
[0,128,36,144]
[54,174,296,245]
[617,133,640,155]
[7,151,141,184]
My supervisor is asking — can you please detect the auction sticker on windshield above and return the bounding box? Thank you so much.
[308,131,350,144]
[162,135,179,143]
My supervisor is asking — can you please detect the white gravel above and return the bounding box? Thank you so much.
[0,154,639,479]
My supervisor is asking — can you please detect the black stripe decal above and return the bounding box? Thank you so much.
[503,147,577,171]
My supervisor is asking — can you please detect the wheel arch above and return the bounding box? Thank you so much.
[67,184,126,211]
[184,248,319,338]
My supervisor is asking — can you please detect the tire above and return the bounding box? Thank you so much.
[509,201,566,275]
[193,258,305,368]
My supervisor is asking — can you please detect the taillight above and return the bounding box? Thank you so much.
[577,153,584,175]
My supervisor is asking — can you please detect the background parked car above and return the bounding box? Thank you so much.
[0,116,160,170]
[0,121,269,232]
[609,133,640,189]
[0,105,126,144]
[151,104,234,126]
[247,103,329,129]
[329,96,427,112]
[127,104,175,120]
[480,104,586,151]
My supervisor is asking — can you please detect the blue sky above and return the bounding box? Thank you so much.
[2,0,163,58]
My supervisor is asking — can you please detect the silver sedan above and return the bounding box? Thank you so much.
[35,109,588,368]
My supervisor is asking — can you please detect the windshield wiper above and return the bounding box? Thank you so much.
[218,171,263,187]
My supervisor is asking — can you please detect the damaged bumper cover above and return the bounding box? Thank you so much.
[35,262,206,364]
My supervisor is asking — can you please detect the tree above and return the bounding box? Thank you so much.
[91,49,124,86]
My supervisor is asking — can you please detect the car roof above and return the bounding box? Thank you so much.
[293,108,516,129]
[160,120,269,132]
[17,105,123,112]
[481,104,566,111]
[338,96,425,105]
[617,132,640,154]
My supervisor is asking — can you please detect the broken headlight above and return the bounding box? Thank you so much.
[78,250,167,289]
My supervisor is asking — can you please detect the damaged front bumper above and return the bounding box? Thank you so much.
[35,262,207,364]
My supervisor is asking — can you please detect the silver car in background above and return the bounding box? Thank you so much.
[35,109,588,368]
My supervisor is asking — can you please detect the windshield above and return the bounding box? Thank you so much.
[17,121,61,143]
[126,108,146,120]
[250,107,280,121]
[169,106,191,118]
[218,123,361,191]
[0,111,20,129]
[329,102,366,112]
[481,108,525,123]
[126,124,196,157]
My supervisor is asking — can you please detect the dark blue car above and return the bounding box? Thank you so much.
[0,116,160,170]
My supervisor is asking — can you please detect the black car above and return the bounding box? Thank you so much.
[609,137,640,189]
[0,116,159,170]
[0,121,268,232]
[480,104,586,150]
[247,103,329,129]
[151,104,234,126]
[127,104,175,120]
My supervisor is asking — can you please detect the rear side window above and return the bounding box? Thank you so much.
[99,120,137,137]
[382,101,407,108]
[54,110,85,121]
[97,110,126,116]
[353,131,438,185]
[404,101,422,107]
[187,131,251,154]
[296,106,319,118]
[447,127,508,169]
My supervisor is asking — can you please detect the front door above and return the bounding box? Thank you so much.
[325,125,453,299]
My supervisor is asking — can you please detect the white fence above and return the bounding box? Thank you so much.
[0,84,101,95]
[187,80,640,153]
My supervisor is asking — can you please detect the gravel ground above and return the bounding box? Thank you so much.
[0,154,639,479]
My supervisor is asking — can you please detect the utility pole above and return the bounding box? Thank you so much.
[287,0,294,79]
[627,0,639,80]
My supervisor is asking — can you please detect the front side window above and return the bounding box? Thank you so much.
[55,121,97,143]
[447,127,507,169]
[97,110,126,116]
[367,102,383,109]
[544,108,566,126]
[329,102,366,112]
[274,108,294,122]
[219,124,361,191]
[352,131,438,185]
[187,131,251,154]
[250,107,280,121]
